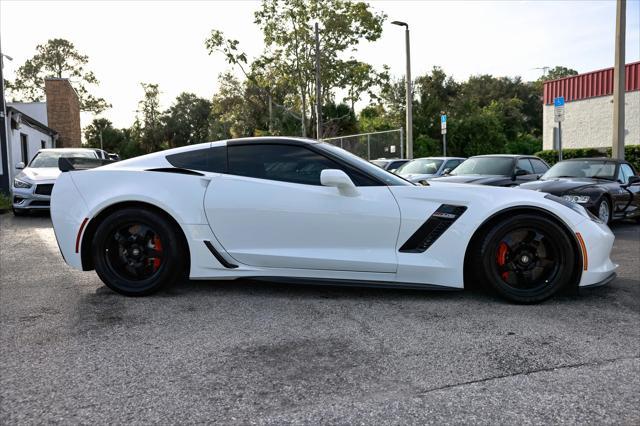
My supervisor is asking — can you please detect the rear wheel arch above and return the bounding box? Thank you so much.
[463,207,583,291]
[80,201,191,273]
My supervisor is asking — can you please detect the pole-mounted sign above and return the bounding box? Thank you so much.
[441,113,447,156]
[554,97,564,161]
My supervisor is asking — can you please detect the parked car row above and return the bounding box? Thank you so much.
[12,148,118,216]
[372,154,640,224]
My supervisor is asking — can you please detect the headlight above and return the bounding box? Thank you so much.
[545,194,590,219]
[562,194,591,204]
[13,178,32,189]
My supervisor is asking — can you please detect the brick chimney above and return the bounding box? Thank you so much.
[44,78,81,148]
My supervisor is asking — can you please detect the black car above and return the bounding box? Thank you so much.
[370,158,410,172]
[519,158,640,224]
[429,155,550,187]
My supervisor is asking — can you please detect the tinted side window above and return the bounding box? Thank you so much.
[531,159,549,174]
[444,160,460,170]
[516,159,534,174]
[620,164,635,183]
[228,144,372,186]
[166,147,226,173]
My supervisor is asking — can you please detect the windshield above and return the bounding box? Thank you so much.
[317,143,413,186]
[542,160,616,180]
[450,157,513,176]
[396,159,443,175]
[29,151,97,168]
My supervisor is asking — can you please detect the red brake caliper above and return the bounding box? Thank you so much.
[496,242,509,281]
[152,236,162,271]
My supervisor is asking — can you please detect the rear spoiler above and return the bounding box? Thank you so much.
[58,157,115,172]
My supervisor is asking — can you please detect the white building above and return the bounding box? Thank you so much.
[5,104,57,183]
[542,61,639,150]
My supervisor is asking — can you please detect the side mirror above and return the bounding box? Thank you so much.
[15,162,25,170]
[442,168,452,175]
[514,169,528,177]
[321,169,358,196]
[623,175,640,188]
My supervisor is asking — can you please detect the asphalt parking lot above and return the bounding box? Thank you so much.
[1,213,638,424]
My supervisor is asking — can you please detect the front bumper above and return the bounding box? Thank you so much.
[574,218,618,287]
[12,181,55,210]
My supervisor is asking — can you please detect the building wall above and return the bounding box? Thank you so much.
[44,79,81,148]
[7,102,48,125]
[7,121,54,183]
[543,90,640,150]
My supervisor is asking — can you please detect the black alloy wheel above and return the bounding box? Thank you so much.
[92,208,186,296]
[475,214,577,303]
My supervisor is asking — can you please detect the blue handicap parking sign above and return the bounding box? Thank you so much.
[554,97,565,108]
[441,115,447,123]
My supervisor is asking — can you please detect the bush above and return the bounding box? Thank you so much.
[505,134,542,155]
[534,145,639,170]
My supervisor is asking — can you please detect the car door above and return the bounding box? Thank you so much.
[614,163,639,216]
[514,158,539,184]
[203,141,401,273]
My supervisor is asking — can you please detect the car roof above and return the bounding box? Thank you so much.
[470,154,534,158]
[38,148,97,152]
[562,157,626,163]
[413,157,466,160]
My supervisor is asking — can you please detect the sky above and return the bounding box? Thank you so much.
[1,0,639,129]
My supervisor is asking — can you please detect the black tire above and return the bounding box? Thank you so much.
[474,214,577,304]
[12,207,29,216]
[92,208,186,296]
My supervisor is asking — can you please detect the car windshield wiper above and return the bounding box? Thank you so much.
[591,176,615,181]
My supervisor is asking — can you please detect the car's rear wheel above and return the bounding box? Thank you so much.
[475,214,577,303]
[92,208,186,296]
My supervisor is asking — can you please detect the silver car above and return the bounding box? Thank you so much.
[395,157,466,184]
[12,148,99,215]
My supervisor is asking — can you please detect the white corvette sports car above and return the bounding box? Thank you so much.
[50,137,617,303]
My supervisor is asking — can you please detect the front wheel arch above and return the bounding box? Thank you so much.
[80,201,191,274]
[463,207,583,291]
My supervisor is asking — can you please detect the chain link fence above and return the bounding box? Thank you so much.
[321,129,404,160]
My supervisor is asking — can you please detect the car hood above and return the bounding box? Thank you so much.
[428,174,506,184]
[519,178,608,195]
[17,167,61,182]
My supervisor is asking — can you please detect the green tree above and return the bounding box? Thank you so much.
[543,66,578,81]
[163,93,212,147]
[83,118,126,153]
[206,0,386,137]
[136,83,165,153]
[7,38,110,113]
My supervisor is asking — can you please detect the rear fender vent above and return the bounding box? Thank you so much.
[399,204,467,253]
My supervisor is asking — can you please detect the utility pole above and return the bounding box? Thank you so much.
[99,130,104,151]
[612,0,626,159]
[392,21,413,159]
[314,22,322,140]
[0,41,11,195]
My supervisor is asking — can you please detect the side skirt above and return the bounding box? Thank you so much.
[247,276,461,291]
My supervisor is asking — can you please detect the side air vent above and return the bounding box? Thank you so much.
[399,204,467,253]
[146,167,204,176]
[203,241,238,269]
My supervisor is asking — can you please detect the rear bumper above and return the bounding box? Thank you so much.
[50,174,88,270]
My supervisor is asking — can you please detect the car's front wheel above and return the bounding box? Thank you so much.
[474,214,577,303]
[92,208,186,296]
[595,197,611,224]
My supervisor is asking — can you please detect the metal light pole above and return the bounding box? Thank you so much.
[612,0,626,159]
[392,21,413,159]
[314,22,322,140]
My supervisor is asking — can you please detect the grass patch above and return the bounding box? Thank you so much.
[0,192,11,212]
